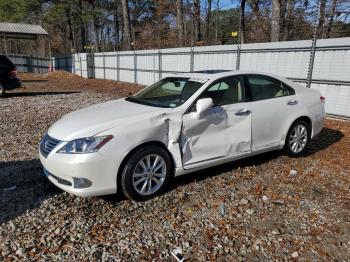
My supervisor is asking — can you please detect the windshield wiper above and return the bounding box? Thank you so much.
[125,97,171,108]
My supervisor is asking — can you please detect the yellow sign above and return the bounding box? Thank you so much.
[231,31,238,37]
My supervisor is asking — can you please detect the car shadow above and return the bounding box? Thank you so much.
[304,127,344,156]
[0,159,60,224]
[168,127,344,192]
[4,91,80,98]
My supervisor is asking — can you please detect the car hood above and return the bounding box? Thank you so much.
[48,98,168,141]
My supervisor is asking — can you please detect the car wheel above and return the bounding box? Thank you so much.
[121,145,173,201]
[285,120,310,157]
[0,83,5,97]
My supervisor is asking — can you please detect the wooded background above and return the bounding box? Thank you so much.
[0,0,349,56]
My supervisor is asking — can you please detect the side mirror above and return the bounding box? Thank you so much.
[196,98,213,119]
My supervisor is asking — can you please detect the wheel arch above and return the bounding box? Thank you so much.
[116,141,176,192]
[287,115,313,138]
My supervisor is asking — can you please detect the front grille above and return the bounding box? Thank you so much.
[40,134,61,158]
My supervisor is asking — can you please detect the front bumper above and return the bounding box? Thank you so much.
[39,150,118,197]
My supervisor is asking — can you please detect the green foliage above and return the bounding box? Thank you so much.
[0,0,44,22]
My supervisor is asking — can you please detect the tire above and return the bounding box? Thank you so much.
[121,145,173,201]
[0,83,5,98]
[285,120,310,157]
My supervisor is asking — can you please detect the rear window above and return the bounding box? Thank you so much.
[0,56,14,67]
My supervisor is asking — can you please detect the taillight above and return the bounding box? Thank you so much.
[8,70,18,78]
[320,96,325,102]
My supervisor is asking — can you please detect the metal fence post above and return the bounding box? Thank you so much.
[158,50,162,80]
[65,56,69,72]
[72,54,75,74]
[79,54,83,77]
[236,2,243,71]
[307,0,321,88]
[190,46,194,72]
[236,37,241,71]
[153,53,156,83]
[134,51,137,83]
[21,55,24,72]
[102,52,106,79]
[116,52,120,81]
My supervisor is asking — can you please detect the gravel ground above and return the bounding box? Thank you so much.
[1,73,350,261]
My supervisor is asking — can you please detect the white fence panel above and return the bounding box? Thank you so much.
[194,52,236,71]
[137,71,157,86]
[313,50,350,82]
[241,51,310,79]
[71,37,350,117]
[119,55,134,70]
[162,53,190,72]
[312,83,350,117]
[119,69,134,83]
[105,69,118,81]
[105,55,118,68]
[137,54,158,71]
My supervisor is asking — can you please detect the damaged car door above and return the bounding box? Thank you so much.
[181,76,252,167]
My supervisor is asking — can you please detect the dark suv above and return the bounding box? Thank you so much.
[0,55,21,97]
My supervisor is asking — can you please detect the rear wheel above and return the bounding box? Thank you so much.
[285,120,310,157]
[0,83,5,97]
[121,145,173,201]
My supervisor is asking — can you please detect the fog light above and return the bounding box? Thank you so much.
[73,177,92,189]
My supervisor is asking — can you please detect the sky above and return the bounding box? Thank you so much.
[216,0,239,9]
[201,0,240,10]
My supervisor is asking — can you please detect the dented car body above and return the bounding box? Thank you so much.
[39,71,325,200]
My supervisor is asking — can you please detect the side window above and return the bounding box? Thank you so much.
[199,76,245,107]
[247,75,293,101]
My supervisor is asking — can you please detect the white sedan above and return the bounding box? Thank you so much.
[39,71,325,201]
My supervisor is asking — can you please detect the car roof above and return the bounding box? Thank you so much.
[174,70,284,80]
[172,70,305,92]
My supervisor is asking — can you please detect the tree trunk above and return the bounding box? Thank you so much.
[240,0,246,44]
[326,0,337,38]
[78,0,86,53]
[317,0,327,39]
[176,0,185,45]
[280,0,287,39]
[114,14,120,50]
[193,0,201,42]
[114,0,120,50]
[121,0,132,50]
[283,0,294,41]
[94,23,100,52]
[66,7,75,51]
[205,0,212,43]
[271,0,281,41]
[248,0,260,19]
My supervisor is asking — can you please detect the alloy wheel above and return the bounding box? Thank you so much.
[289,124,308,154]
[132,154,167,195]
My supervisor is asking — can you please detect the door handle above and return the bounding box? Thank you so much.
[287,99,298,105]
[235,109,251,116]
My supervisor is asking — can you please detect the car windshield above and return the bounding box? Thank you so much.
[126,77,206,108]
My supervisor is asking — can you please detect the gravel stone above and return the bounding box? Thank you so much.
[15,248,25,256]
[290,170,298,176]
[0,72,350,261]
[240,199,249,205]
[246,209,254,215]
[292,251,299,258]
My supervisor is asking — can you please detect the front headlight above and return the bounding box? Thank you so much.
[58,135,113,154]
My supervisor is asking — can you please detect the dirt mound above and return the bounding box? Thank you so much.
[17,71,143,98]
[48,70,82,80]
